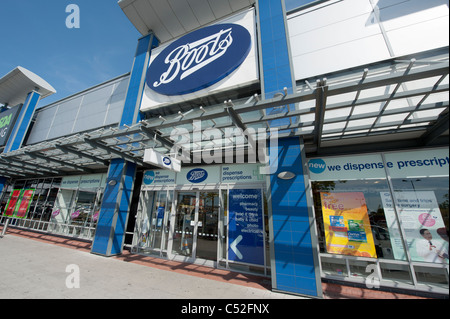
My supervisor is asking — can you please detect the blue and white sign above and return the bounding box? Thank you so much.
[143,170,176,186]
[143,148,181,172]
[308,148,449,181]
[228,189,264,265]
[186,168,208,184]
[140,8,258,111]
[147,23,251,96]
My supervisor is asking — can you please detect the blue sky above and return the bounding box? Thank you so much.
[0,0,141,107]
[0,0,313,108]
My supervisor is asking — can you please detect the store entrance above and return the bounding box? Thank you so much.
[171,191,220,263]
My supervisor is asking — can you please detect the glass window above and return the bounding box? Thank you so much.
[386,149,449,266]
[309,148,449,291]
[312,179,403,260]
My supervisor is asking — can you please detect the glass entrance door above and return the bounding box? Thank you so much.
[171,191,220,263]
[196,192,220,260]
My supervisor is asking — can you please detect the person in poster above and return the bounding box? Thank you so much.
[415,228,448,263]
[381,191,449,264]
[320,192,377,258]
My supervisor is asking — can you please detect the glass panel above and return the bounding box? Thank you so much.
[150,191,168,250]
[220,189,228,261]
[70,190,97,236]
[320,256,348,277]
[348,259,372,279]
[50,189,76,234]
[390,177,449,265]
[312,179,405,260]
[172,192,196,257]
[379,262,413,285]
[414,265,449,288]
[161,190,173,252]
[196,191,219,261]
[135,191,155,250]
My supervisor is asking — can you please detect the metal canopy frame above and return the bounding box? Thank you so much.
[1,53,448,180]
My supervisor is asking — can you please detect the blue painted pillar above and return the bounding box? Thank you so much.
[91,33,159,256]
[3,91,41,153]
[256,0,322,297]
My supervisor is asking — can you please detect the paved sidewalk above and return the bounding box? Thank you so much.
[0,227,436,300]
[0,234,302,300]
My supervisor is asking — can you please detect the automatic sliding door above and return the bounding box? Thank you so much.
[172,192,197,257]
[195,192,220,261]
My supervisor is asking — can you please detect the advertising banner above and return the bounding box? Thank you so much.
[3,189,21,217]
[0,105,23,147]
[228,189,264,265]
[15,189,35,219]
[381,191,448,264]
[320,192,377,258]
[3,189,35,219]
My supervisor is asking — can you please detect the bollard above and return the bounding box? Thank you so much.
[0,218,9,238]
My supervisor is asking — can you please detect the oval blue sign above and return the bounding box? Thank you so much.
[163,157,172,166]
[147,23,252,96]
[186,168,208,184]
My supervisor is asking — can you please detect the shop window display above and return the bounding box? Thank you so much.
[309,148,449,291]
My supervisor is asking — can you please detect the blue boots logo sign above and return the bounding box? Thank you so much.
[147,23,252,96]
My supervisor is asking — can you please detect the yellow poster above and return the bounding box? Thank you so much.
[320,192,377,258]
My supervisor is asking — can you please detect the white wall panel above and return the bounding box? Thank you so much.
[288,0,449,81]
[291,33,391,80]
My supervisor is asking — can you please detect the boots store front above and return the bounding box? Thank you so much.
[133,164,270,274]
[1,0,449,298]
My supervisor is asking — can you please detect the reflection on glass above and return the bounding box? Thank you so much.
[196,192,219,261]
[391,177,449,265]
[172,192,196,257]
[312,179,405,261]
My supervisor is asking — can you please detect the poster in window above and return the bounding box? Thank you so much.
[320,192,377,258]
[381,191,448,264]
[15,189,35,219]
[3,189,22,217]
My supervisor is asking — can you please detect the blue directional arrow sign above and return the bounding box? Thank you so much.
[228,189,264,265]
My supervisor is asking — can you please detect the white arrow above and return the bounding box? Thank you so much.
[230,235,243,260]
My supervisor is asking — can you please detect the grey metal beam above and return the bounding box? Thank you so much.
[0,156,63,175]
[140,125,174,150]
[326,61,449,97]
[84,138,145,166]
[25,151,95,174]
[55,144,109,166]
[225,105,258,156]
[420,112,449,146]
[314,79,328,151]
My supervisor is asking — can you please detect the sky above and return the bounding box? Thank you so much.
[0,0,313,108]
[0,0,141,107]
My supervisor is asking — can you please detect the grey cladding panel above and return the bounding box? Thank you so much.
[26,75,130,145]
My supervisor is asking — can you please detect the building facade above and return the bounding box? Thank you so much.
[1,0,449,298]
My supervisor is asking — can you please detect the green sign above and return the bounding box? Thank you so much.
[0,105,22,147]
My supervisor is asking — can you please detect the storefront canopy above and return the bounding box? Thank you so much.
[0,66,56,107]
[118,0,255,43]
[0,54,448,180]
